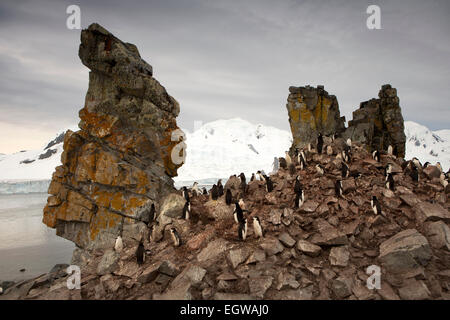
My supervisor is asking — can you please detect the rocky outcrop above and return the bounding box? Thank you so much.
[345,84,406,157]
[42,23,185,251]
[286,85,346,151]
[7,136,447,301]
[286,84,406,158]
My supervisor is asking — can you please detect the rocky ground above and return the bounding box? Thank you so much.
[1,138,449,300]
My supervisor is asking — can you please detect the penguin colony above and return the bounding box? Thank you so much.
[109,131,446,270]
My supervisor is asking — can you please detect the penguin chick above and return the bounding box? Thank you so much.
[114,235,123,253]
[371,196,382,216]
[316,164,324,176]
[170,228,182,247]
[253,216,263,238]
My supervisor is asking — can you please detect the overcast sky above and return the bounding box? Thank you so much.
[0,0,449,154]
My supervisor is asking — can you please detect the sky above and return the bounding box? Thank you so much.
[0,0,449,154]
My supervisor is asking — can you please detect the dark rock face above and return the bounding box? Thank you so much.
[42,23,185,251]
[345,84,406,157]
[286,85,346,151]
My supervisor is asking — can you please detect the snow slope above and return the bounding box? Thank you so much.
[0,119,448,193]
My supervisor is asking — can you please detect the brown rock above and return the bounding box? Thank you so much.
[329,246,350,267]
[398,279,431,300]
[296,240,322,257]
[415,202,450,223]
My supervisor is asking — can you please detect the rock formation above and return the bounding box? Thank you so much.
[345,84,406,158]
[42,24,185,252]
[286,85,346,152]
[286,84,406,158]
[6,137,448,300]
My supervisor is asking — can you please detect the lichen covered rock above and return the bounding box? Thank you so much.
[43,23,185,250]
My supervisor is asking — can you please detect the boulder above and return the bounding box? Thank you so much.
[424,221,450,251]
[414,202,450,224]
[296,240,322,257]
[160,193,186,218]
[96,250,119,275]
[379,229,432,272]
[329,246,350,267]
[278,232,296,248]
[260,238,284,256]
[398,279,431,300]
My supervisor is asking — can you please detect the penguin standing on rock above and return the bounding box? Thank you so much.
[299,154,307,170]
[238,219,248,241]
[372,150,380,162]
[257,170,266,181]
[335,180,343,197]
[225,189,232,205]
[423,162,431,169]
[211,184,219,200]
[170,228,182,247]
[436,162,443,173]
[294,188,305,208]
[114,235,123,253]
[202,187,208,195]
[387,145,393,156]
[341,162,350,178]
[371,196,382,216]
[294,176,302,194]
[317,133,324,154]
[386,173,395,191]
[316,164,324,176]
[265,176,274,192]
[217,179,224,197]
[238,173,247,194]
[191,182,200,196]
[233,202,245,223]
[285,151,292,166]
[253,217,263,238]
[412,157,422,170]
[136,240,145,265]
[410,165,419,182]
[181,186,190,202]
[250,173,256,182]
[182,201,191,220]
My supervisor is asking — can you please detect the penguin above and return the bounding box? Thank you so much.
[238,219,248,241]
[250,173,256,182]
[371,196,382,216]
[191,182,200,196]
[342,149,351,163]
[279,157,287,169]
[181,186,190,202]
[387,145,393,156]
[257,170,266,182]
[217,179,224,197]
[294,175,302,194]
[239,173,247,194]
[136,240,145,265]
[346,138,352,147]
[149,224,157,242]
[307,143,312,152]
[317,133,324,154]
[182,201,191,220]
[299,154,307,170]
[114,235,123,253]
[335,179,343,197]
[170,228,182,247]
[326,145,333,156]
[288,163,296,176]
[265,176,274,192]
[412,157,422,170]
[294,188,305,208]
[440,173,448,188]
[385,164,393,179]
[233,202,245,223]
[149,203,156,223]
[401,160,411,172]
[253,216,263,238]
[315,164,324,176]
[285,151,292,166]
[202,187,208,195]
[386,173,395,191]
[331,133,337,142]
[410,165,419,182]
[436,162,443,173]
[301,150,307,164]
[372,150,380,162]
[225,188,232,205]
[341,162,350,178]
[423,162,431,169]
[238,198,246,211]
[211,184,219,200]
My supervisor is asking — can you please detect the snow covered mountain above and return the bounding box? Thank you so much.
[0,119,448,193]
